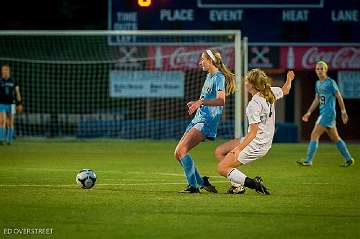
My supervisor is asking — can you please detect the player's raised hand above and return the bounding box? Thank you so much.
[302,113,310,122]
[341,112,349,124]
[187,100,201,115]
[287,70,295,81]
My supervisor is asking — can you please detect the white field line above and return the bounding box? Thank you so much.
[0,181,229,187]
[0,181,331,187]
[0,170,331,187]
[0,168,224,178]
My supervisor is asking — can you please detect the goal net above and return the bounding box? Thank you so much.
[0,31,246,139]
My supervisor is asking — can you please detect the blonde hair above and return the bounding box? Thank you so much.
[245,69,275,104]
[316,60,328,71]
[206,49,236,96]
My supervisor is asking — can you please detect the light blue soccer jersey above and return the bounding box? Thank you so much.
[186,71,225,139]
[316,77,338,119]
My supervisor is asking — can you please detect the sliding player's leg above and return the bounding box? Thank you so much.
[326,127,354,167]
[217,147,270,195]
[214,139,241,162]
[215,139,244,192]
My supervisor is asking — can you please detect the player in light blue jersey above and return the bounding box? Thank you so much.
[297,61,354,167]
[174,49,236,193]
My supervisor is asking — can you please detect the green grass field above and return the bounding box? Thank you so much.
[0,139,359,238]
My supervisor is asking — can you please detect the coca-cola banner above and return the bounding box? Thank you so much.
[280,46,360,70]
[146,46,235,70]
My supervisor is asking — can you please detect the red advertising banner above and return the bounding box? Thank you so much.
[146,45,281,70]
[280,46,360,70]
[146,46,235,70]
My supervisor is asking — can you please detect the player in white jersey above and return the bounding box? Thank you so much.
[215,69,295,195]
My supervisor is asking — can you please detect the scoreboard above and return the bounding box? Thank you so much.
[108,0,360,44]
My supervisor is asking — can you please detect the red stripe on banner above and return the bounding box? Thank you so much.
[280,46,360,70]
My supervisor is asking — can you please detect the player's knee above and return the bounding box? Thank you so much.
[216,163,227,176]
[310,131,319,140]
[174,149,180,160]
[175,147,187,161]
[331,135,341,143]
[6,121,12,128]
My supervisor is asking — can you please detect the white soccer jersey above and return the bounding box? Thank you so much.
[237,87,283,164]
[245,87,283,150]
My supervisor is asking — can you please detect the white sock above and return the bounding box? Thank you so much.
[227,168,246,186]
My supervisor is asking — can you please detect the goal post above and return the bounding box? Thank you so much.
[0,30,247,139]
[242,36,249,136]
[234,30,242,139]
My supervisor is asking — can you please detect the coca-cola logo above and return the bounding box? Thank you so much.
[170,47,202,69]
[165,47,234,69]
[302,47,360,69]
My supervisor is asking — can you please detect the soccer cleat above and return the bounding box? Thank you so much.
[226,185,246,194]
[179,185,200,193]
[341,158,355,167]
[200,176,218,193]
[297,160,312,166]
[254,176,270,195]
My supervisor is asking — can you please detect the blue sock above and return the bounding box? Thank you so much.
[306,140,318,162]
[0,127,4,141]
[194,167,204,187]
[336,140,352,161]
[6,128,14,144]
[179,158,204,187]
[179,155,197,188]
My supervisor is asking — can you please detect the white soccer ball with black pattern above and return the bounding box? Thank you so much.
[76,169,96,189]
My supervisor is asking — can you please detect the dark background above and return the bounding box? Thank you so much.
[0,0,107,30]
[1,0,359,141]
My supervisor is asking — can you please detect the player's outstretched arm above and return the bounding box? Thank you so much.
[302,94,320,122]
[335,91,349,124]
[281,70,295,96]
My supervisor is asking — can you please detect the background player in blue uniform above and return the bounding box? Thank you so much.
[0,64,23,145]
[297,61,354,167]
[174,49,236,193]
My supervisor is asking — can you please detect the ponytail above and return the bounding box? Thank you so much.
[245,69,275,104]
[206,50,236,96]
[261,83,275,104]
[218,62,236,96]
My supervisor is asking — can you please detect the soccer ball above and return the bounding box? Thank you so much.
[76,169,96,189]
